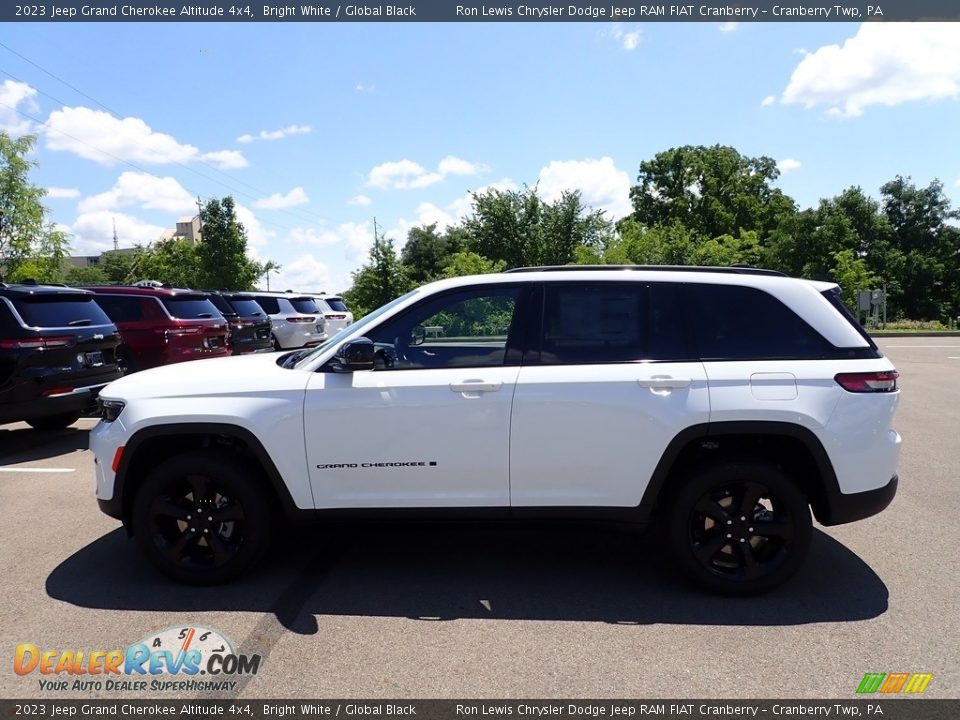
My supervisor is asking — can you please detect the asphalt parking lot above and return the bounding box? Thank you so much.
[1,337,957,700]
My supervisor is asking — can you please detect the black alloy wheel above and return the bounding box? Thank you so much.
[132,451,273,584]
[665,460,812,595]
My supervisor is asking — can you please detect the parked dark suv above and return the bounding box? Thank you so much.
[206,292,273,355]
[0,282,121,429]
[83,286,229,374]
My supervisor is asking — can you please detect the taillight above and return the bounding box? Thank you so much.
[287,316,315,323]
[162,326,203,338]
[835,371,899,393]
[41,386,74,397]
[324,314,347,320]
[0,336,76,349]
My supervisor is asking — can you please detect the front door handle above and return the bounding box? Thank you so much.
[450,380,503,393]
[637,376,691,389]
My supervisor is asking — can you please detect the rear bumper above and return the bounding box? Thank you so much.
[0,381,113,424]
[815,474,898,526]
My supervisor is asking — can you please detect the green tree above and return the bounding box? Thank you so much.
[463,186,611,269]
[0,132,69,281]
[197,197,268,290]
[64,265,109,285]
[627,145,796,241]
[830,249,878,311]
[135,239,201,288]
[343,231,412,318]
[880,177,959,321]
[100,249,140,284]
[441,251,506,278]
[400,224,466,284]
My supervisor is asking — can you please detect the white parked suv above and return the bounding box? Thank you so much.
[314,294,354,336]
[246,291,326,349]
[91,266,901,593]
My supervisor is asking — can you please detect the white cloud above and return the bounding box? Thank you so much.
[782,24,960,117]
[954,178,960,187]
[78,172,196,214]
[761,95,776,107]
[234,204,274,249]
[43,106,248,167]
[200,150,249,169]
[0,80,39,135]
[536,157,633,220]
[348,194,372,206]
[236,124,311,143]
[437,156,489,176]
[718,22,739,32]
[283,221,374,264]
[777,158,802,174]
[354,83,375,94]
[46,187,81,199]
[266,254,352,295]
[69,211,167,255]
[365,156,488,190]
[610,24,642,51]
[253,186,310,210]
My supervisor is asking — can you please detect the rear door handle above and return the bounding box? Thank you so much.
[637,376,691,389]
[450,380,503,393]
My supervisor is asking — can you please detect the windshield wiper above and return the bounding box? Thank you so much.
[68,318,92,326]
[195,313,213,318]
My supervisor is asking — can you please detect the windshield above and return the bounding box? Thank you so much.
[161,297,222,319]
[293,289,419,369]
[13,296,113,328]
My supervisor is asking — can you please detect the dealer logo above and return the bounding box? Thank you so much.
[14,625,261,693]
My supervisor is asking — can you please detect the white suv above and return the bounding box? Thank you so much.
[246,292,326,349]
[91,267,901,593]
[314,294,354,336]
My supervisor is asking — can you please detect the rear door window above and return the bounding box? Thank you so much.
[160,297,221,319]
[289,297,320,314]
[253,296,280,314]
[12,296,113,328]
[229,298,266,316]
[94,295,144,323]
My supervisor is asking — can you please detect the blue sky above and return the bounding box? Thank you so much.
[2,21,959,292]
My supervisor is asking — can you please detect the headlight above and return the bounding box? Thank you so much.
[98,399,125,422]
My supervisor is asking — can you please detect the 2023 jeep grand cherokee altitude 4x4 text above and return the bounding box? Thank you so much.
[90,267,901,594]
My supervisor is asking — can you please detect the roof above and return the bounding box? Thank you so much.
[79,285,209,298]
[0,282,94,298]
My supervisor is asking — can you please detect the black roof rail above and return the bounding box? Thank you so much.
[503,264,787,277]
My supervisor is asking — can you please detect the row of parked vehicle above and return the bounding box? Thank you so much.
[0,280,352,430]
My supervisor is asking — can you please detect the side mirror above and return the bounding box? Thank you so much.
[330,337,375,373]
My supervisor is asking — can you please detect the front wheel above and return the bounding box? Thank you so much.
[663,460,812,595]
[131,451,274,584]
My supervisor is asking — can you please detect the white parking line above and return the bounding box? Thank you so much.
[0,467,75,473]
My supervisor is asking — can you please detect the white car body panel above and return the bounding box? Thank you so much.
[510,362,710,506]
[91,353,316,509]
[304,366,520,507]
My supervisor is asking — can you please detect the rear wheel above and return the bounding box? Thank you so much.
[26,412,81,430]
[271,334,282,351]
[663,460,812,595]
[131,451,274,584]
[116,348,136,375]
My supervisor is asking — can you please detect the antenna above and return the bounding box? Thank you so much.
[112,217,118,251]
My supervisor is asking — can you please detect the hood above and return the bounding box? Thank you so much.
[99,351,307,401]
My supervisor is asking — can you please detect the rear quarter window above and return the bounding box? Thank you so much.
[12,297,113,328]
[689,284,832,360]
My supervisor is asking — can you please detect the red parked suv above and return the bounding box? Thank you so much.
[83,286,229,374]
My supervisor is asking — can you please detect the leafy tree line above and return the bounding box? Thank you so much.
[347,145,960,322]
[0,131,275,291]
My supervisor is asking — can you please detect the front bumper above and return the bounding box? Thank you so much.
[815,474,898,526]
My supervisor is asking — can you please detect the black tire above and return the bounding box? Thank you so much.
[116,348,136,376]
[26,412,82,430]
[663,459,812,595]
[131,451,274,584]
[271,334,282,351]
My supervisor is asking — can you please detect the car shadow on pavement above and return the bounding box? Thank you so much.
[0,426,91,464]
[46,522,888,635]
